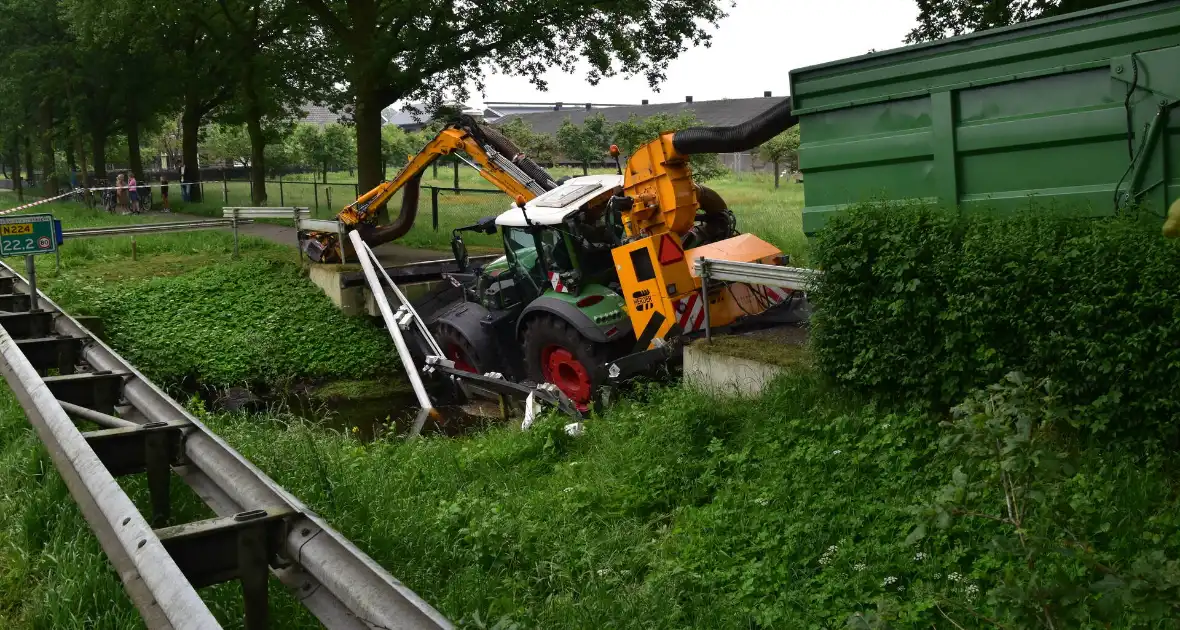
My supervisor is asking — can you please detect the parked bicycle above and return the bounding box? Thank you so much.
[98,180,117,214]
[133,186,153,213]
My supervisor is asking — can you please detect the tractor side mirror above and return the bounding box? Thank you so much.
[475,216,498,234]
[451,230,469,272]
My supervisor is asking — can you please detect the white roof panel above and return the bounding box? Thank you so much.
[496,174,623,227]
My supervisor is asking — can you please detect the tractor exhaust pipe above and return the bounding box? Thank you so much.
[671,97,797,156]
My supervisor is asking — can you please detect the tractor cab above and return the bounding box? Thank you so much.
[493,174,624,297]
[433,175,634,409]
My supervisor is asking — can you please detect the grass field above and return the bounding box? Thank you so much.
[172,166,811,264]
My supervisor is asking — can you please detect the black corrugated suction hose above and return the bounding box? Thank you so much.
[671,97,797,156]
[365,171,422,245]
[467,116,558,191]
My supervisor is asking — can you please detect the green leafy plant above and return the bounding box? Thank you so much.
[910,373,1180,628]
[811,203,1180,437]
[48,258,397,389]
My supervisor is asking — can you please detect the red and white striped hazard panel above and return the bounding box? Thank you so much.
[760,284,791,305]
[547,271,571,294]
[674,284,793,333]
[674,292,708,332]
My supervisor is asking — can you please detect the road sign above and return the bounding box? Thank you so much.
[0,214,57,256]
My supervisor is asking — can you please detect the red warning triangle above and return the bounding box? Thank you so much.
[658,234,684,266]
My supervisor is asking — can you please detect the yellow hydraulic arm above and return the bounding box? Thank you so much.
[299,116,558,263]
[338,120,555,229]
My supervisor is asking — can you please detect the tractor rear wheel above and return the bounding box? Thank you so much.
[434,323,482,374]
[522,315,609,411]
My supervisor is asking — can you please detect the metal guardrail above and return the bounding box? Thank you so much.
[62,219,254,239]
[0,262,452,629]
[223,207,349,263]
[693,258,821,340]
[694,258,822,291]
[223,207,310,220]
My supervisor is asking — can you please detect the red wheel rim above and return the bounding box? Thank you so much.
[446,344,476,373]
[541,345,592,409]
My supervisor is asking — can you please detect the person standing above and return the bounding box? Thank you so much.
[127,172,139,213]
[160,176,171,213]
[180,161,191,202]
[115,171,126,212]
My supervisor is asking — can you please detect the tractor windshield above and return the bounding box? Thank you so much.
[503,227,544,295]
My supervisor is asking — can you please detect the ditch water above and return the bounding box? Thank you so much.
[206,379,506,440]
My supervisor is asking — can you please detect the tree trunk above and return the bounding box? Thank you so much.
[582,161,589,176]
[39,100,55,196]
[126,111,144,180]
[773,160,780,189]
[181,95,204,202]
[10,141,22,202]
[91,129,107,181]
[244,91,267,206]
[78,135,90,206]
[24,136,34,189]
[322,161,328,183]
[353,86,387,221]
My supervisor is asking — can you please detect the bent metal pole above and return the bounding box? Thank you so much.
[348,230,438,418]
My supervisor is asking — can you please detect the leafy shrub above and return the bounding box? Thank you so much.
[811,204,1180,436]
[48,258,397,388]
[909,372,1180,629]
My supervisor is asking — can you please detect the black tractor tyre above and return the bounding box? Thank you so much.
[522,315,610,410]
[434,322,485,374]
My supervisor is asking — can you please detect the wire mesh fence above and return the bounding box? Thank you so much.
[204,177,512,250]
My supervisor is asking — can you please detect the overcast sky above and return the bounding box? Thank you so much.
[474,0,920,106]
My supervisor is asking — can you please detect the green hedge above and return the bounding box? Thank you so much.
[810,204,1180,435]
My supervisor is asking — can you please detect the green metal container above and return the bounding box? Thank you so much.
[790,0,1180,235]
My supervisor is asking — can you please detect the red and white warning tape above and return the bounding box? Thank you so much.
[0,181,182,216]
[0,189,78,216]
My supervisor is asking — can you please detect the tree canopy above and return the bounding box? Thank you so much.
[758,128,800,189]
[907,0,1122,42]
[293,0,730,191]
[557,114,613,176]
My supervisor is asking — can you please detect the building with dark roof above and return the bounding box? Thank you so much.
[296,102,484,131]
[299,104,345,126]
[483,101,636,122]
[493,93,784,136]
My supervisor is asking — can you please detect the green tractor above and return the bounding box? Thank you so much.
[425,174,637,411]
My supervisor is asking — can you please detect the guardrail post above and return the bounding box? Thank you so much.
[700,257,711,342]
[432,187,440,231]
[294,208,303,263]
[24,255,37,312]
[232,209,240,260]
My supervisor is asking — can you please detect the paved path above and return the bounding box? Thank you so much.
[158,211,450,266]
